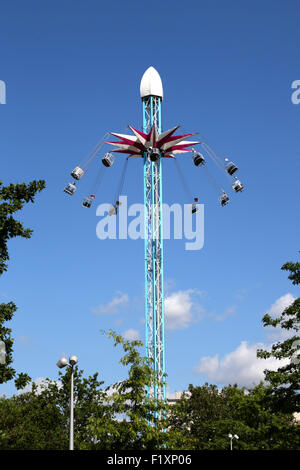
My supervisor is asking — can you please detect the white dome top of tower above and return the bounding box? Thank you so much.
[140,66,163,100]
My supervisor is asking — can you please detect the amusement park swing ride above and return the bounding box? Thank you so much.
[64,66,244,402]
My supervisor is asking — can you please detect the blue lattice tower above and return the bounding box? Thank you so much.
[142,93,165,402]
[106,66,200,404]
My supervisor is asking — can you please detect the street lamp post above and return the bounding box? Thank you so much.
[228,433,239,450]
[56,355,78,450]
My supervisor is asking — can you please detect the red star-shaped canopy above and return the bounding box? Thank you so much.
[106,125,200,158]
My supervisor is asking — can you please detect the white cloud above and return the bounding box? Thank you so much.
[18,377,62,395]
[164,278,177,295]
[93,292,129,315]
[166,388,190,400]
[122,329,140,341]
[164,289,204,330]
[214,305,236,322]
[197,355,219,376]
[196,341,289,388]
[265,293,297,341]
[267,293,295,318]
[195,293,297,387]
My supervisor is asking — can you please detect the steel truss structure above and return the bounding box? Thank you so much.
[142,96,165,402]
[103,68,201,404]
[65,67,244,415]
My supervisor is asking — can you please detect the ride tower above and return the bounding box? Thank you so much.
[140,67,165,402]
[64,67,246,413]
[104,67,200,402]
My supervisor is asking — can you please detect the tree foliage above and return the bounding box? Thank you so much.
[0,331,299,450]
[0,368,106,450]
[257,256,300,413]
[81,331,174,450]
[0,180,46,275]
[0,179,45,389]
[0,331,175,450]
[168,383,300,450]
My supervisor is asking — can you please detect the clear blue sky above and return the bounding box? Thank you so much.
[1,0,299,396]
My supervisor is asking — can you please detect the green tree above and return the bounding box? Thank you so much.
[0,179,45,388]
[168,383,300,450]
[0,387,66,450]
[257,256,300,413]
[46,366,109,449]
[0,367,107,450]
[82,331,177,450]
[168,383,228,449]
[222,383,300,450]
[0,332,188,450]
[1,331,298,450]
